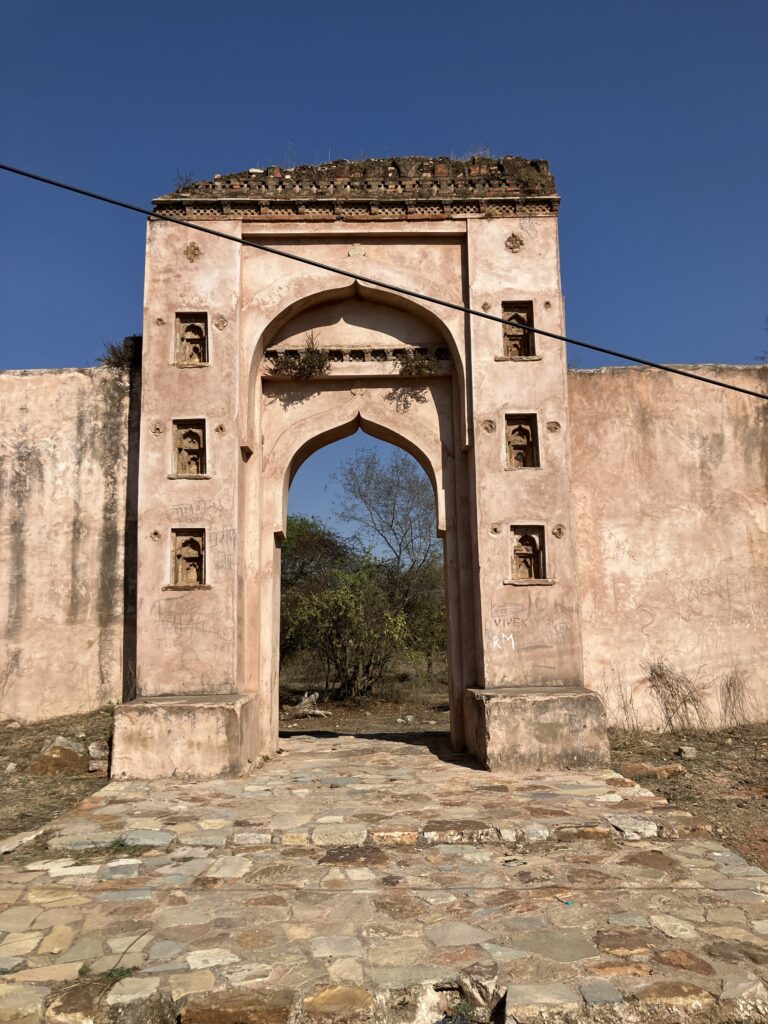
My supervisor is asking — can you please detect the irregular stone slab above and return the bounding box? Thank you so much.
[653,948,716,975]
[186,948,240,970]
[205,855,252,879]
[24,858,75,872]
[301,985,375,1020]
[555,824,613,842]
[100,857,143,879]
[180,988,294,1023]
[123,829,176,848]
[0,982,46,1023]
[233,830,272,846]
[38,924,74,955]
[721,975,768,1003]
[168,969,217,1000]
[509,929,598,963]
[424,921,491,947]
[0,933,42,958]
[0,957,25,975]
[650,913,699,940]
[148,939,186,961]
[607,814,658,840]
[634,980,715,1010]
[311,826,367,847]
[504,983,582,1021]
[594,928,659,957]
[0,908,39,932]
[6,961,83,983]
[47,830,123,851]
[106,976,160,1005]
[580,979,622,1006]
[309,935,364,958]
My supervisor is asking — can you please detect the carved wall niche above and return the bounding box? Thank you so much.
[172,529,205,586]
[173,419,207,476]
[176,313,209,365]
[510,525,545,581]
[505,414,539,469]
[501,301,535,359]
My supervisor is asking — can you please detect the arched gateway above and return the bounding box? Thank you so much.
[112,156,609,779]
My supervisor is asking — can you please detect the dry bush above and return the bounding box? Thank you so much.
[602,664,641,732]
[642,658,713,733]
[719,668,757,727]
[97,335,142,373]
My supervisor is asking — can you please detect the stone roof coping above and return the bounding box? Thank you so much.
[153,156,559,221]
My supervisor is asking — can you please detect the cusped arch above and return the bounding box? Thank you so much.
[263,408,447,542]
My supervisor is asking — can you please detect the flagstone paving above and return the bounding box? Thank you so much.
[1,733,767,1021]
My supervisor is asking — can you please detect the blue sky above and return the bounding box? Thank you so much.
[1,0,766,525]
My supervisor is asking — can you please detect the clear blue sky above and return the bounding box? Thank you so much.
[1,0,766,524]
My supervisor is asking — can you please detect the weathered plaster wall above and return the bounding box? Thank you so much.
[1,361,765,728]
[569,364,768,727]
[0,368,131,722]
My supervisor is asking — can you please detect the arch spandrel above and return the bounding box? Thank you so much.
[242,280,469,449]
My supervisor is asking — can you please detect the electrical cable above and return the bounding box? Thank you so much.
[1,162,766,402]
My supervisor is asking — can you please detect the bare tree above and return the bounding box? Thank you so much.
[333,449,441,601]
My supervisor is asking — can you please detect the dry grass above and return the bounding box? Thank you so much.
[719,667,757,727]
[642,658,713,733]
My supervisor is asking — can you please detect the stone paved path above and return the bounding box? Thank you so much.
[1,734,767,1022]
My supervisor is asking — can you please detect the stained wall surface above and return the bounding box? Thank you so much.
[1,363,766,727]
[0,368,132,722]
[569,364,768,727]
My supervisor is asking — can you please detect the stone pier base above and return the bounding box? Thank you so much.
[111,694,259,780]
[464,686,609,771]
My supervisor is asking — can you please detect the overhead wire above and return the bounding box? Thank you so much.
[1,162,766,402]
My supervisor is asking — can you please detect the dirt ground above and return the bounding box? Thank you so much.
[0,707,113,844]
[609,723,768,871]
[2,698,767,876]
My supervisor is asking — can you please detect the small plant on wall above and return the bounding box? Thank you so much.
[394,348,440,377]
[267,331,330,380]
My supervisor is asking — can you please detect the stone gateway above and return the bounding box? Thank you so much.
[1,157,766,777]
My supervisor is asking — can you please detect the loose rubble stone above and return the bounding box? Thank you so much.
[0,828,45,855]
[677,745,697,760]
[29,736,88,775]
[88,740,109,760]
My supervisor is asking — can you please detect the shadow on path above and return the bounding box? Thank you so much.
[278,727,486,771]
